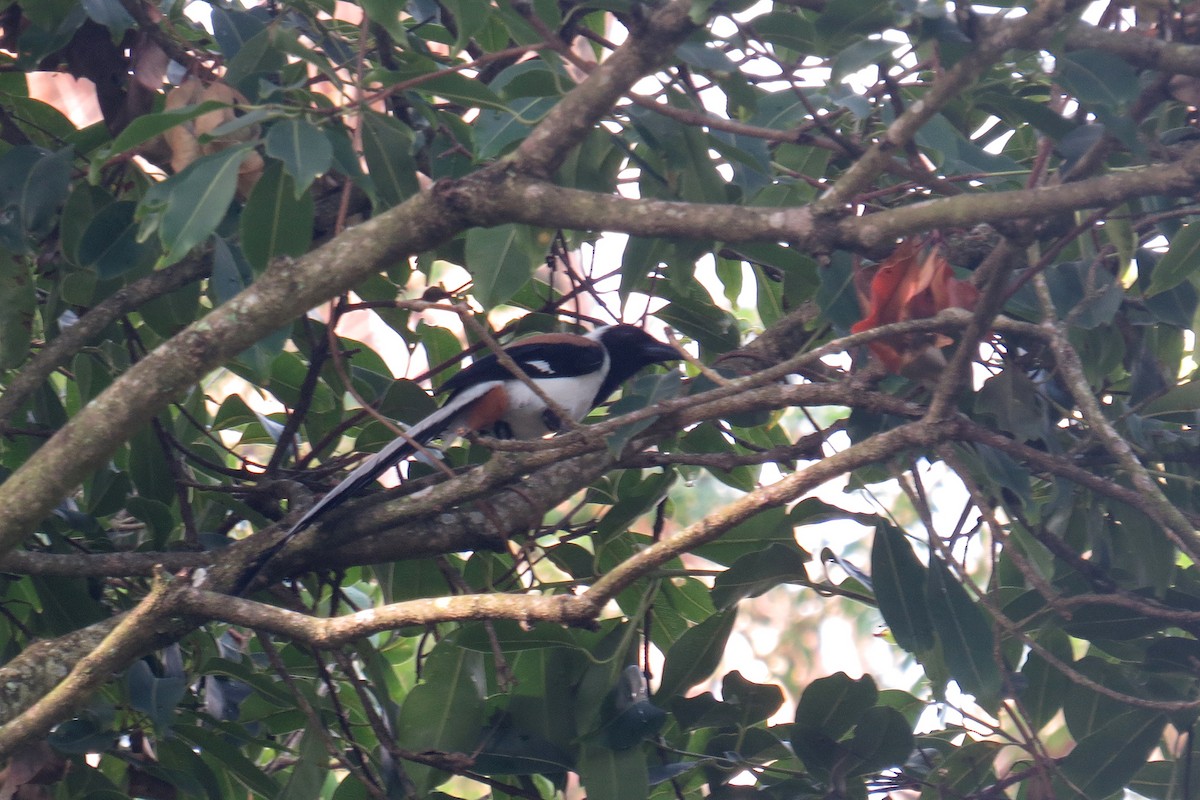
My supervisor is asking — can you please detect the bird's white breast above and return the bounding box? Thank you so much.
[502,368,607,438]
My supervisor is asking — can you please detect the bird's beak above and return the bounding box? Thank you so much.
[643,341,682,364]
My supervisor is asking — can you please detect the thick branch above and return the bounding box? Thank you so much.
[174,587,598,647]
[0,576,176,762]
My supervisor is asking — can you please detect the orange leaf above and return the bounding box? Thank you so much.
[851,239,979,375]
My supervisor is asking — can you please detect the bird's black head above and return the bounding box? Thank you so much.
[591,324,680,404]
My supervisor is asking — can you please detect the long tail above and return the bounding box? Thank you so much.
[231,388,485,595]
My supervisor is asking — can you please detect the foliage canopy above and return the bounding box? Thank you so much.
[2,1,1200,799]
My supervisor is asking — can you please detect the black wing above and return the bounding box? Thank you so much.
[440,335,605,399]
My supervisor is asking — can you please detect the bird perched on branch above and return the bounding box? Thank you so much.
[234,324,679,593]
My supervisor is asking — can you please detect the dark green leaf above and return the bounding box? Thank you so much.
[0,145,71,252]
[396,643,486,791]
[126,660,187,731]
[464,224,539,307]
[241,160,315,270]
[578,741,649,800]
[360,109,419,208]
[1018,629,1072,731]
[81,0,134,35]
[282,725,327,800]
[1057,710,1166,799]
[656,610,738,700]
[79,200,157,278]
[141,144,252,263]
[1148,222,1200,296]
[793,672,877,739]
[101,101,230,159]
[870,523,935,653]
[1056,49,1141,111]
[721,671,784,726]
[711,542,810,609]
[264,118,332,195]
[844,706,914,776]
[926,557,1001,707]
[211,237,255,306]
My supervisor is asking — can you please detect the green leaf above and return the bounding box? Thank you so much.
[754,11,817,53]
[578,741,648,800]
[1142,379,1200,417]
[1063,659,1145,741]
[126,660,187,731]
[925,557,1001,707]
[844,706,914,776]
[210,6,265,59]
[1061,601,1169,641]
[396,642,486,791]
[1018,629,1072,731]
[464,224,539,307]
[59,183,111,266]
[264,117,332,196]
[441,0,490,53]
[1149,222,1200,296]
[282,724,327,800]
[211,237,255,305]
[603,371,683,456]
[474,97,556,160]
[174,725,281,798]
[656,610,738,700]
[81,0,134,35]
[975,367,1049,441]
[870,523,935,653]
[1057,711,1166,799]
[415,71,508,112]
[1056,49,1141,111]
[473,718,574,774]
[793,672,877,739]
[711,542,810,609]
[100,101,230,159]
[360,109,419,209]
[241,160,315,270]
[0,145,71,252]
[693,507,795,566]
[141,144,252,264]
[79,200,157,278]
[720,670,784,726]
[360,0,406,39]
[918,740,999,800]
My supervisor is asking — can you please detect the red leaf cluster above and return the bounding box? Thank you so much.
[851,240,980,376]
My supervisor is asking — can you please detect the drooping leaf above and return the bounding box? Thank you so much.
[264,117,332,196]
[925,556,1001,707]
[240,160,314,270]
[870,523,935,654]
[464,224,539,308]
[0,145,71,252]
[140,144,253,264]
[360,109,419,208]
[1057,710,1166,799]
[656,610,738,700]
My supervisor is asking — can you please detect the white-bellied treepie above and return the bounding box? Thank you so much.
[235,324,679,592]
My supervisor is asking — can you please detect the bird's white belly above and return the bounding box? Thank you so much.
[502,373,604,438]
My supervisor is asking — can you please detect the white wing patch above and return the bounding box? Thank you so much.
[521,359,555,376]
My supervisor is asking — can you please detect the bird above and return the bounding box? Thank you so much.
[234,323,679,593]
